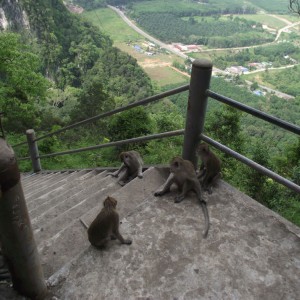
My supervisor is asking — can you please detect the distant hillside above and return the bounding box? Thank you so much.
[0,0,153,132]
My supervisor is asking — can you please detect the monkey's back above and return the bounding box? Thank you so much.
[207,154,221,175]
[174,160,199,190]
[87,209,119,245]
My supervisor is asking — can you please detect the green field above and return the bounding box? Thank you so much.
[247,0,290,13]
[83,8,142,43]
[242,70,277,89]
[130,0,254,14]
[83,7,188,87]
[130,0,291,15]
[235,14,287,29]
[130,0,208,14]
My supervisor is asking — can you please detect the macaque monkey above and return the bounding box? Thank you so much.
[154,157,210,238]
[197,143,221,194]
[107,150,143,186]
[86,196,132,248]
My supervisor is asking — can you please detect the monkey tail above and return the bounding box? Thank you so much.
[200,200,210,238]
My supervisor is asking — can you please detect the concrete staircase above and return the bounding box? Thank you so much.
[2,168,300,299]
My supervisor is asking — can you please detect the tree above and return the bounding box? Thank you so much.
[108,107,154,151]
[205,105,244,181]
[70,60,114,123]
[289,0,300,14]
[241,142,271,204]
[250,82,259,91]
[0,32,49,132]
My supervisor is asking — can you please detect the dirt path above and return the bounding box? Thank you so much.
[269,14,293,25]
[139,59,171,68]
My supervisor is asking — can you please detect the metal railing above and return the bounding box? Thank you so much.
[15,59,300,193]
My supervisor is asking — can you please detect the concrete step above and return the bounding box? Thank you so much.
[35,168,163,278]
[25,170,88,201]
[47,168,300,300]
[31,174,116,232]
[21,172,57,189]
[27,171,106,216]
[22,171,68,190]
[36,180,121,278]
[80,167,167,228]
[23,171,69,196]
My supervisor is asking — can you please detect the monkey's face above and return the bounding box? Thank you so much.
[120,152,132,167]
[170,157,182,174]
[197,143,209,155]
[104,196,117,209]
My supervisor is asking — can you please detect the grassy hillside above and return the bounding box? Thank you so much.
[83,8,142,43]
[247,0,290,13]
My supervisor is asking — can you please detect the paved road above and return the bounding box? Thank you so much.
[108,5,189,60]
[245,80,295,100]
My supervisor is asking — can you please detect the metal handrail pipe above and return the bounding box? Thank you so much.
[35,129,185,159]
[17,156,31,161]
[200,134,300,194]
[31,85,189,143]
[12,140,28,148]
[207,90,300,135]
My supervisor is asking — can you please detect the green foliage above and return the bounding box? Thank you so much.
[130,0,256,16]
[151,111,184,132]
[0,32,49,132]
[2,0,153,136]
[72,0,107,10]
[261,66,300,97]
[43,86,81,126]
[254,42,297,58]
[209,77,300,156]
[247,0,289,13]
[206,105,243,151]
[143,108,185,165]
[135,13,271,47]
[239,142,271,204]
[205,105,244,182]
[214,43,300,70]
[101,47,153,102]
[108,107,154,151]
[144,136,183,165]
[69,59,115,123]
[21,0,112,84]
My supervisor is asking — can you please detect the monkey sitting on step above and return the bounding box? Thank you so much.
[197,143,221,194]
[154,156,210,238]
[107,150,143,186]
[85,196,132,248]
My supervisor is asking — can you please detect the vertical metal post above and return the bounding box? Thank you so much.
[26,129,41,172]
[182,59,213,167]
[0,138,47,298]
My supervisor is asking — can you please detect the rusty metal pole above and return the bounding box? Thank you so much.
[26,129,41,172]
[182,59,213,167]
[0,138,47,299]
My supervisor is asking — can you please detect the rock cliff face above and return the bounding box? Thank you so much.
[0,0,29,31]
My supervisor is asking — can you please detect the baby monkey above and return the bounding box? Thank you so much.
[154,156,210,238]
[107,150,143,186]
[197,143,221,194]
[87,196,132,248]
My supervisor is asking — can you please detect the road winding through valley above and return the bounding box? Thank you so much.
[109,5,297,100]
